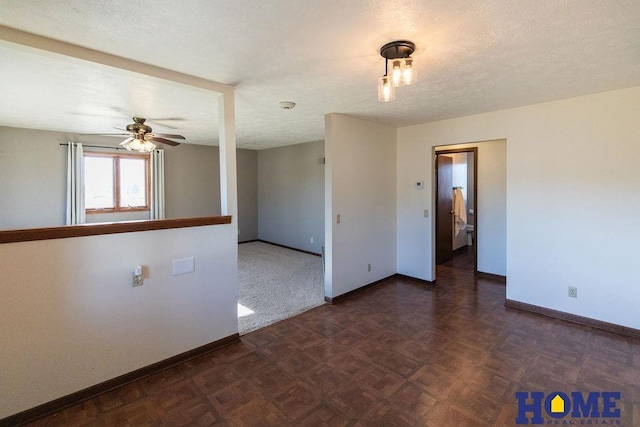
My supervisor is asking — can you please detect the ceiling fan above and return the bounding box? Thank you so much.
[87,117,185,152]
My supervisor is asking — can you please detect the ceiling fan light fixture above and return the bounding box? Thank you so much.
[122,136,156,153]
[106,117,183,151]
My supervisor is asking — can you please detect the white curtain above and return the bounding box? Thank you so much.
[66,142,85,225]
[150,149,165,219]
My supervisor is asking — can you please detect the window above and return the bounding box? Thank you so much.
[84,152,150,213]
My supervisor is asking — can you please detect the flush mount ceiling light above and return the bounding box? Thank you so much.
[378,40,417,102]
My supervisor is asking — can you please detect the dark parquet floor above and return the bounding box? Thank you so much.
[28,251,640,426]
[438,245,475,275]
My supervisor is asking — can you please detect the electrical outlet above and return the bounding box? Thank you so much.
[568,286,578,298]
[310,237,314,244]
[368,263,372,272]
[133,275,143,286]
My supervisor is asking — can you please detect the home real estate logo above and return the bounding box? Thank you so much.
[515,391,622,425]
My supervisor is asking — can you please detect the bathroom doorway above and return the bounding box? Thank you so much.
[435,147,478,274]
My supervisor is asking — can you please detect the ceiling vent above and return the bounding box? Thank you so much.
[279,101,296,110]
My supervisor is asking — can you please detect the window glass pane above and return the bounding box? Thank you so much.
[120,158,147,207]
[84,157,114,209]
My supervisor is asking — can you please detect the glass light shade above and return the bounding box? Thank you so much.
[377,75,396,102]
[123,138,156,153]
[402,57,417,85]
[391,59,405,87]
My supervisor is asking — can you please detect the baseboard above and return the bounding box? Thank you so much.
[257,239,322,257]
[1,333,240,427]
[238,239,259,244]
[325,274,397,304]
[395,273,436,286]
[476,271,507,284]
[325,274,436,304]
[505,299,640,339]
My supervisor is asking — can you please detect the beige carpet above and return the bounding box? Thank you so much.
[238,241,325,335]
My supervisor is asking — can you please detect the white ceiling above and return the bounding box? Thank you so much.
[0,41,221,146]
[1,0,640,150]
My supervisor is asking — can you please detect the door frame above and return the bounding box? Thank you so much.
[434,147,478,274]
[435,154,454,264]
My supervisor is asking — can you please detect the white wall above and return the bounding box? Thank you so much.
[0,127,67,229]
[0,226,237,418]
[466,152,475,228]
[258,140,324,253]
[164,143,222,219]
[325,114,397,298]
[237,148,258,242]
[396,129,432,281]
[397,86,640,329]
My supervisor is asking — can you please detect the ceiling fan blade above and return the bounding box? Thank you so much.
[148,122,179,129]
[152,132,185,140]
[119,137,134,146]
[80,132,130,137]
[113,126,127,131]
[149,136,181,146]
[149,117,184,121]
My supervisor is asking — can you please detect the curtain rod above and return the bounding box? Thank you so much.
[59,143,126,151]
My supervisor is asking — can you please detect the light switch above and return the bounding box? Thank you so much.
[424,209,429,218]
[133,265,143,287]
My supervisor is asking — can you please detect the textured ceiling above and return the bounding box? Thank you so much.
[0,42,220,146]
[1,0,640,149]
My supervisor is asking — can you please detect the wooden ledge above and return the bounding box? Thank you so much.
[0,216,232,244]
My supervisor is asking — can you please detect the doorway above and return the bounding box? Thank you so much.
[435,147,478,274]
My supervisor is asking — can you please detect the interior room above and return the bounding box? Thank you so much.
[238,139,326,334]
[0,40,324,336]
[1,1,639,425]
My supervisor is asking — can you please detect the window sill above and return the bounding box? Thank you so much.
[0,216,232,244]
[86,208,150,214]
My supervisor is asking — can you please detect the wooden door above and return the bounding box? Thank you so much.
[436,155,453,264]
